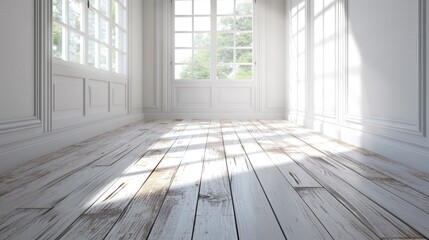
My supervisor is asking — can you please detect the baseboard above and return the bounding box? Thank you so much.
[0,113,144,174]
[288,114,429,174]
[144,112,286,120]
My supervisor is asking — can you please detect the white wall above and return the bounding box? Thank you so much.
[287,0,429,172]
[0,0,144,174]
[142,0,286,119]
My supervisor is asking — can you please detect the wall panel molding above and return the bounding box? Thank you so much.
[0,0,51,134]
[343,0,426,136]
[173,87,212,110]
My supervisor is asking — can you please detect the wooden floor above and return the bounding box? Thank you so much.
[1,120,429,240]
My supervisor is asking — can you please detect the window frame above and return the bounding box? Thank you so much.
[52,0,129,76]
[171,0,256,82]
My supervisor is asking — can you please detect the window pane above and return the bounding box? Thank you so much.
[175,17,192,31]
[194,64,210,79]
[236,0,253,15]
[112,50,119,73]
[89,0,98,10]
[217,49,233,63]
[52,23,64,59]
[69,0,83,30]
[112,26,118,48]
[113,52,126,74]
[53,0,63,22]
[175,65,193,79]
[217,0,234,15]
[217,33,233,48]
[52,0,128,75]
[236,49,252,63]
[194,17,211,31]
[119,30,127,52]
[88,9,98,39]
[194,0,210,15]
[118,5,127,29]
[217,16,234,31]
[175,49,193,63]
[112,1,117,23]
[175,33,192,47]
[118,0,127,7]
[69,32,83,63]
[217,64,234,79]
[100,0,109,17]
[88,40,98,67]
[236,16,252,31]
[172,0,253,81]
[194,33,210,48]
[100,18,109,44]
[194,49,210,64]
[113,2,127,29]
[175,0,192,15]
[236,65,252,79]
[100,44,109,70]
[120,53,127,74]
[236,32,252,47]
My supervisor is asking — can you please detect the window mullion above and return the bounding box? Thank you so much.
[108,0,112,72]
[192,0,195,79]
[84,0,88,66]
[211,0,217,81]
[233,0,237,75]
[65,0,70,61]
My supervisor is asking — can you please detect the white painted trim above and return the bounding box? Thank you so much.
[144,112,285,120]
[0,114,144,174]
[127,0,133,114]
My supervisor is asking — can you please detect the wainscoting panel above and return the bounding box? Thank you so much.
[111,82,128,112]
[216,87,254,112]
[88,79,110,114]
[52,75,85,121]
[173,87,212,111]
[345,0,423,135]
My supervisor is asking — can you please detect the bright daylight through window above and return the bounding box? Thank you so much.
[53,0,128,75]
[174,0,253,80]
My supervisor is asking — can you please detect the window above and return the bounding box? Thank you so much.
[173,0,253,80]
[52,0,128,75]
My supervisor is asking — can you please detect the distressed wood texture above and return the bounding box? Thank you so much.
[220,120,286,240]
[0,120,428,239]
[193,120,237,240]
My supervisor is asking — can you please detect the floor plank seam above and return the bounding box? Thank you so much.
[232,120,288,240]
[220,120,241,240]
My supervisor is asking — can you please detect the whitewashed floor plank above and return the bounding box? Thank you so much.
[1,120,428,240]
[0,122,144,197]
[7,121,187,240]
[148,120,210,240]
[193,216,237,240]
[298,188,379,240]
[194,120,237,240]
[59,121,191,239]
[265,121,427,238]
[247,120,321,188]
[272,120,429,197]
[0,121,157,218]
[103,157,183,240]
[234,120,332,239]
[0,208,50,240]
[220,120,286,240]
